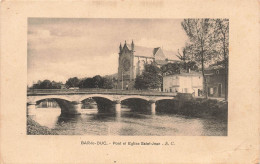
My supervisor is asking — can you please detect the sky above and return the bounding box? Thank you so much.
[27,18,188,86]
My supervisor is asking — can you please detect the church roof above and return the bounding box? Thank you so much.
[126,44,180,61]
[153,47,160,55]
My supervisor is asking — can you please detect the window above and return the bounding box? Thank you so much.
[210,88,214,94]
[218,84,222,97]
[216,70,219,74]
[214,87,217,94]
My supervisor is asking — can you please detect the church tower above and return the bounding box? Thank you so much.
[131,40,134,52]
[117,40,135,90]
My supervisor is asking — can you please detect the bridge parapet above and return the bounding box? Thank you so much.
[27,89,177,97]
[27,89,177,115]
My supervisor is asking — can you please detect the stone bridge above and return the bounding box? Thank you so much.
[27,89,177,115]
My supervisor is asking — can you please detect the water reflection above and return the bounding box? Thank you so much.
[30,107,227,136]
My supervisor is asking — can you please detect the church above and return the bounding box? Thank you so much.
[116,40,180,90]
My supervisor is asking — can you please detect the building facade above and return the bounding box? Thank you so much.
[117,40,179,90]
[205,66,227,98]
[163,71,203,97]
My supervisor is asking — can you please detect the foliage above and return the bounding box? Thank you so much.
[31,80,63,89]
[181,19,219,98]
[30,75,114,89]
[212,19,229,61]
[176,48,186,61]
[181,19,218,63]
[27,117,57,135]
[134,63,162,90]
[135,61,199,90]
[134,75,149,90]
[180,99,228,120]
[51,81,63,89]
[65,77,80,88]
[92,75,103,88]
[79,75,114,89]
[161,63,182,75]
[160,61,199,75]
[212,19,229,100]
[156,99,227,120]
[181,19,229,100]
[79,78,94,88]
[102,78,114,89]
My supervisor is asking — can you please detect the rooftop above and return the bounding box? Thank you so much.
[125,44,180,61]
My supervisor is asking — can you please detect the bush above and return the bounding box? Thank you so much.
[27,117,57,135]
[179,99,227,120]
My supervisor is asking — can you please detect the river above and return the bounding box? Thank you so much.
[29,107,227,136]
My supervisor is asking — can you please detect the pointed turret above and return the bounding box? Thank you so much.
[119,43,122,53]
[131,40,134,51]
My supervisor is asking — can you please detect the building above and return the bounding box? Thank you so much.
[163,70,203,97]
[117,40,180,90]
[205,65,227,98]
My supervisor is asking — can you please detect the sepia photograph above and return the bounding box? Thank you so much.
[27,18,229,136]
[1,1,259,163]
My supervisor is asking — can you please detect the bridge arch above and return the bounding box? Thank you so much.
[78,94,115,112]
[79,94,114,102]
[154,97,174,102]
[32,95,72,103]
[27,96,82,115]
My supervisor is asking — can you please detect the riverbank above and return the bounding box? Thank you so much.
[27,117,57,135]
[157,98,228,121]
[180,98,228,120]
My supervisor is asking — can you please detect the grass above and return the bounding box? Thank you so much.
[27,117,57,135]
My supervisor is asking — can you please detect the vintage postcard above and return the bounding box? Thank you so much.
[0,0,259,163]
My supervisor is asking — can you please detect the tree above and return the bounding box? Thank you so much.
[102,77,113,89]
[161,61,199,76]
[65,77,80,88]
[161,62,182,75]
[51,81,63,89]
[30,80,64,89]
[79,76,114,89]
[184,61,199,71]
[134,75,148,90]
[80,78,94,88]
[182,19,217,98]
[39,80,52,89]
[177,47,188,62]
[213,19,229,101]
[92,75,103,88]
[134,63,162,90]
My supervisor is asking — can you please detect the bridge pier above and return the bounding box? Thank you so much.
[149,100,156,115]
[27,102,37,116]
[114,100,121,113]
[70,101,82,115]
